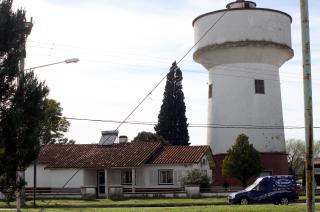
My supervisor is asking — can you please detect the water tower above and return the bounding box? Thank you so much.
[193,0,293,185]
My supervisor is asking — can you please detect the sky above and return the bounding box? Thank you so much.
[12,0,320,145]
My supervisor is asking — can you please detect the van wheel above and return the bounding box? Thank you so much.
[240,198,249,205]
[280,197,289,205]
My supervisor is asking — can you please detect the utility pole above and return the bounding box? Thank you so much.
[16,18,33,212]
[300,0,315,211]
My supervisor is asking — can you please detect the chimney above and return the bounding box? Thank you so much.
[119,135,128,143]
[98,130,119,145]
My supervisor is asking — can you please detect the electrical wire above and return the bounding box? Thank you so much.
[66,117,319,130]
[26,42,320,80]
[25,51,320,83]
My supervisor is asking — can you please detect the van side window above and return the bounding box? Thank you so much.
[257,183,267,191]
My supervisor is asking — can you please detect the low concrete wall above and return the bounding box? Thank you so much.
[123,192,187,198]
[185,186,200,198]
[109,186,124,200]
[80,186,96,200]
[200,192,229,197]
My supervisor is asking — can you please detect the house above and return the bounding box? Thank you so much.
[24,133,214,198]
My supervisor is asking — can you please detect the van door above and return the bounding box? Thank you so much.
[248,182,269,203]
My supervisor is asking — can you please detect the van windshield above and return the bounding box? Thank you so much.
[245,177,263,191]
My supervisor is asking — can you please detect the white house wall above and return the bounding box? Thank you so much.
[25,155,212,189]
[48,169,84,188]
[135,157,212,188]
[108,169,121,185]
[25,164,50,187]
[83,169,97,187]
[25,165,84,188]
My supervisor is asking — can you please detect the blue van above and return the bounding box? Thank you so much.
[228,175,299,205]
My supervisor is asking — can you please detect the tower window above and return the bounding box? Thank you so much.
[255,79,265,94]
[208,84,213,98]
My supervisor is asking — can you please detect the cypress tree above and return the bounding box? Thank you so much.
[0,1,48,206]
[0,0,27,113]
[155,61,189,145]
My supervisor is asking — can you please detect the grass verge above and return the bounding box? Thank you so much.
[13,205,320,212]
[0,197,226,208]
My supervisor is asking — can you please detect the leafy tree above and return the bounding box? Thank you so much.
[286,139,320,178]
[222,134,262,187]
[40,99,75,145]
[154,61,189,145]
[0,0,28,120]
[0,1,48,207]
[0,71,48,200]
[0,0,30,192]
[0,0,23,201]
[132,131,167,144]
[286,139,305,177]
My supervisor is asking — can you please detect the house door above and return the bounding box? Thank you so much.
[97,171,105,197]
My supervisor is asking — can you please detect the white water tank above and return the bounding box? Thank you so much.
[193,0,293,155]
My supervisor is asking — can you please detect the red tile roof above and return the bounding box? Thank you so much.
[38,142,213,169]
[39,142,162,169]
[147,145,212,165]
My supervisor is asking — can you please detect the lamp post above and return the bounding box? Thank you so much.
[25,58,80,71]
[29,58,79,208]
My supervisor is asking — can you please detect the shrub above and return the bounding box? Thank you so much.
[181,169,210,188]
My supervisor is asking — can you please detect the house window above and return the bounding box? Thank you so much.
[202,158,207,165]
[121,170,132,185]
[208,84,213,98]
[201,170,207,176]
[159,170,173,185]
[255,79,265,94]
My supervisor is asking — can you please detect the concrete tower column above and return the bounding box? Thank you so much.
[193,1,293,185]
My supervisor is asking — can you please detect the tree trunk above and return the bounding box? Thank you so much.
[16,170,22,212]
[16,169,25,211]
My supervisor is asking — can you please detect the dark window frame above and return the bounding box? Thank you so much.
[255,79,265,94]
[202,158,207,165]
[97,170,105,195]
[208,84,213,98]
[121,170,132,185]
[158,169,173,185]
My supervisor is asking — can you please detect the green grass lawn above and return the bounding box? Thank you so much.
[10,205,320,212]
[0,196,314,212]
[0,197,226,208]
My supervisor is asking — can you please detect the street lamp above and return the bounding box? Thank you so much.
[28,57,79,208]
[25,58,80,71]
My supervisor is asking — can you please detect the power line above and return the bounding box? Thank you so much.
[66,117,320,130]
[26,42,320,80]
[26,53,320,86]
[26,50,320,84]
